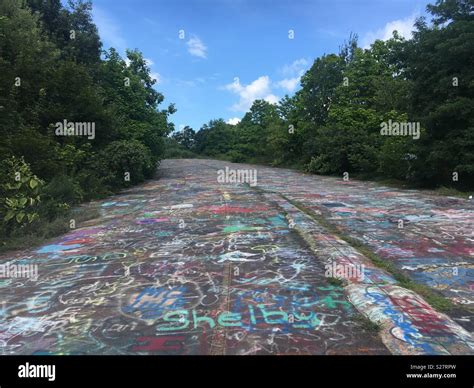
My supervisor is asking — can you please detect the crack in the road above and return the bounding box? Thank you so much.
[1,159,472,355]
[248,184,474,355]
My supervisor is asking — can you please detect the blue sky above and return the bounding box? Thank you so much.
[88,0,432,132]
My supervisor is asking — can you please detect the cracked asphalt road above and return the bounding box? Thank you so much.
[0,159,473,355]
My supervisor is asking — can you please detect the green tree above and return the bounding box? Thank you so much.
[172,126,196,150]
[404,0,474,187]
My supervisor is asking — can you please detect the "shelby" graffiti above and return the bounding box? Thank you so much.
[155,305,337,332]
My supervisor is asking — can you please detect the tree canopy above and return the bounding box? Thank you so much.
[177,0,472,190]
[0,0,175,237]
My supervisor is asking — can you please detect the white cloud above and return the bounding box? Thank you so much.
[224,76,279,112]
[275,58,309,93]
[138,58,161,84]
[187,36,207,58]
[275,77,300,92]
[361,14,417,49]
[150,72,161,84]
[92,7,127,52]
[226,117,241,125]
[264,94,279,104]
[224,60,309,111]
[281,58,309,76]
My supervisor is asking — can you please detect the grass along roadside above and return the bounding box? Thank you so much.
[275,193,458,314]
[0,207,100,255]
[256,187,384,335]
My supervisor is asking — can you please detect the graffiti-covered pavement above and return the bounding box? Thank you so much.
[0,159,473,355]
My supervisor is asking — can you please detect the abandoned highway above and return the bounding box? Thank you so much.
[0,159,473,355]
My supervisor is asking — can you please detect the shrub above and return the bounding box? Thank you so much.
[43,175,84,204]
[224,150,246,163]
[39,175,84,221]
[99,140,155,188]
[0,156,44,234]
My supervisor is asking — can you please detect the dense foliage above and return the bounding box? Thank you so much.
[0,0,174,237]
[1,0,471,245]
[173,0,473,190]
